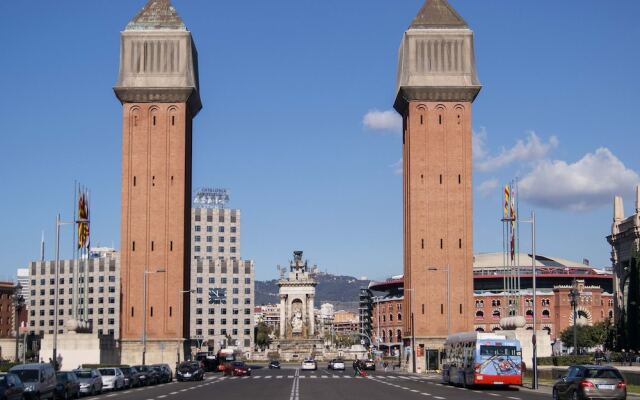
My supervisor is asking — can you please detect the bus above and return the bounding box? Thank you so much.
[442,332,522,387]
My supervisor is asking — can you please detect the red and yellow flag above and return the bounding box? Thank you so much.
[77,190,90,250]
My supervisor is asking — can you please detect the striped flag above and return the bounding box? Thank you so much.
[77,190,90,250]
[504,185,510,219]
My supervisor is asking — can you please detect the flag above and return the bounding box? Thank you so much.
[77,190,90,250]
[504,185,510,219]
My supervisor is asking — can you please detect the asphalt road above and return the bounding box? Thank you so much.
[81,366,551,400]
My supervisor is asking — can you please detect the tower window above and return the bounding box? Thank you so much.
[441,304,444,314]
[421,239,424,249]
[440,239,443,249]
[152,116,157,126]
[150,307,154,317]
[458,174,461,184]
[170,241,173,251]
[439,175,443,184]
[171,116,175,126]
[151,241,154,251]
[459,238,462,249]
[460,304,463,314]
[133,176,137,187]
[422,304,425,314]
[131,307,134,317]
[169,306,172,317]
[171,176,174,185]
[457,114,461,125]
[152,176,155,187]
[439,115,442,125]
[420,115,424,125]
[132,241,136,252]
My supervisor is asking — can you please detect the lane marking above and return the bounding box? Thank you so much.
[434,397,445,400]
[420,394,432,397]
[157,396,167,399]
[507,397,521,400]
[277,376,283,379]
[487,394,500,397]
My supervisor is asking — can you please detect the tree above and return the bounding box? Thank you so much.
[254,322,273,350]
[560,324,601,352]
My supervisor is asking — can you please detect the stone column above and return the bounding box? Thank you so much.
[308,295,315,336]
[279,295,286,338]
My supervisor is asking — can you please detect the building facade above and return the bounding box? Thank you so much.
[0,282,17,338]
[394,0,481,360]
[607,186,640,350]
[332,310,358,335]
[26,257,120,339]
[254,304,280,333]
[191,206,241,262]
[189,259,254,353]
[16,269,30,308]
[114,0,202,366]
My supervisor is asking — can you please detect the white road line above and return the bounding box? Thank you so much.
[310,375,317,379]
[487,394,500,397]
[169,392,178,395]
[434,397,445,400]
[507,397,521,400]
[265,376,272,379]
[157,396,167,399]
[287,375,294,378]
[277,376,283,379]
[411,389,419,392]
[321,376,328,379]
[254,376,262,379]
[420,394,431,397]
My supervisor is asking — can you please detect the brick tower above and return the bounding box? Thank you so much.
[114,0,201,365]
[394,0,481,369]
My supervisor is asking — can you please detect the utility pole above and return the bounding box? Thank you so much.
[569,281,580,356]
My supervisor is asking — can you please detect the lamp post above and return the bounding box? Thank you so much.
[177,289,194,364]
[12,284,24,362]
[519,211,538,389]
[54,214,73,370]
[569,282,580,356]
[143,267,166,365]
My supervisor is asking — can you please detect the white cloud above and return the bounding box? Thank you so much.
[363,109,402,134]
[477,178,499,198]
[476,132,559,172]
[473,128,488,162]
[390,158,402,175]
[519,148,639,211]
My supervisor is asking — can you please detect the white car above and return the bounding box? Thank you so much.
[99,368,125,391]
[328,359,345,370]
[301,359,317,371]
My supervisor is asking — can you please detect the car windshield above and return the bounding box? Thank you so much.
[56,373,68,381]
[99,369,115,376]
[12,370,38,382]
[232,362,245,368]
[584,369,623,379]
[120,368,131,374]
[135,366,148,372]
[75,371,92,379]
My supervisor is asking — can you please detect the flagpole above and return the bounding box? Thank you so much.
[73,181,78,322]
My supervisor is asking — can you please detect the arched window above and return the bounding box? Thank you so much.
[382,331,386,342]
[525,309,534,318]
[492,326,501,332]
[491,300,496,307]
[543,327,551,335]
[389,314,393,322]
[542,309,550,318]
[382,315,386,322]
[397,313,402,321]
[526,327,533,330]
[475,327,485,332]
[388,330,393,343]
[496,300,501,306]
[397,329,402,342]
[609,310,614,319]
[475,310,484,318]
[492,310,501,319]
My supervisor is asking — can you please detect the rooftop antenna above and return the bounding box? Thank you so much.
[40,230,45,261]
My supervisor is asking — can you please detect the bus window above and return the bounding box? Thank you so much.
[479,345,518,357]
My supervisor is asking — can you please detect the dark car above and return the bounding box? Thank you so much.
[553,365,626,400]
[0,373,25,400]
[119,367,140,389]
[268,361,281,370]
[176,362,204,382]
[150,366,170,384]
[55,372,80,400]
[132,366,157,386]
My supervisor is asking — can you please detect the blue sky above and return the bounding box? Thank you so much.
[1,1,639,281]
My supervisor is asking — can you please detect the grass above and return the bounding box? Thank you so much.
[522,377,640,395]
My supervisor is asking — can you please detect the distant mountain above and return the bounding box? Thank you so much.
[255,272,370,312]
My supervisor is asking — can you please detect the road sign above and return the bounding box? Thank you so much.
[209,288,227,304]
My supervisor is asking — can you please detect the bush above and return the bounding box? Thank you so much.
[0,363,20,372]
[537,355,593,366]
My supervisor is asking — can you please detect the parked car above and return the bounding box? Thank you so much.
[328,359,345,371]
[268,361,281,370]
[151,365,172,383]
[54,372,80,400]
[10,363,57,400]
[0,373,26,400]
[301,359,317,371]
[363,359,376,371]
[176,362,204,382]
[229,362,251,377]
[119,367,140,389]
[72,369,102,396]
[552,365,626,400]
[98,368,124,391]
[132,366,157,386]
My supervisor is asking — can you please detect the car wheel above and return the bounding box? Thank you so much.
[571,390,579,400]
[552,388,559,400]
[89,388,95,397]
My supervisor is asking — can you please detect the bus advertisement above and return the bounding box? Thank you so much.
[442,332,522,387]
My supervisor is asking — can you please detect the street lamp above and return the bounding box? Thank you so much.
[569,282,580,356]
[143,267,166,365]
[401,287,416,373]
[519,211,538,389]
[54,214,74,370]
[177,289,194,364]
[12,284,24,362]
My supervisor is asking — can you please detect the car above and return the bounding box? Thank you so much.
[552,365,627,400]
[152,365,173,383]
[328,359,345,371]
[0,373,26,400]
[73,369,102,396]
[301,359,317,371]
[268,361,281,370]
[176,362,204,382]
[54,372,80,400]
[10,363,57,400]
[98,368,125,391]
[229,362,251,377]
[150,366,170,384]
[363,359,376,371]
[132,366,157,386]
[119,367,140,389]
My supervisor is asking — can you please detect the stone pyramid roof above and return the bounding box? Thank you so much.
[126,0,187,31]
[410,0,468,29]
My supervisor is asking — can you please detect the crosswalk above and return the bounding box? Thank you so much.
[205,374,439,381]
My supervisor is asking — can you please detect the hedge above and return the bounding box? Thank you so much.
[537,355,594,366]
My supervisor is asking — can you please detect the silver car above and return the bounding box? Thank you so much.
[98,368,124,391]
[73,370,102,396]
[553,365,626,400]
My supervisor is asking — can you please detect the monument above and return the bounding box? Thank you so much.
[393,0,481,371]
[114,0,202,366]
[276,251,323,360]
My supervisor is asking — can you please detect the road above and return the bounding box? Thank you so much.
[84,366,551,400]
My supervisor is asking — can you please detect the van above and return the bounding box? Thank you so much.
[9,363,56,400]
